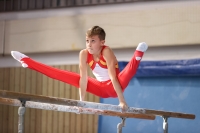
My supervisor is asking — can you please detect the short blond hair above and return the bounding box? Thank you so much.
[86,26,106,40]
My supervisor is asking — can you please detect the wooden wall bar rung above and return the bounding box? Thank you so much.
[0,90,195,119]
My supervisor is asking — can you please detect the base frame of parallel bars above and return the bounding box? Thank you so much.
[162,116,168,133]
[18,101,26,133]
[117,117,126,133]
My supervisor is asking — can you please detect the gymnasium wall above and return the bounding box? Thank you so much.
[0,65,99,133]
[99,59,200,133]
[0,0,200,55]
[99,76,200,133]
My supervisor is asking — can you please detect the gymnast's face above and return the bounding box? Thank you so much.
[86,35,105,54]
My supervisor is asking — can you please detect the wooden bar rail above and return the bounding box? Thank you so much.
[0,97,155,120]
[0,90,196,133]
[0,90,195,119]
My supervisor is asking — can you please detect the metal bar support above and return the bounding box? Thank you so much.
[18,101,26,133]
[163,116,168,133]
[117,117,126,133]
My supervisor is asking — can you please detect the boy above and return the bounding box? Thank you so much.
[11,26,148,111]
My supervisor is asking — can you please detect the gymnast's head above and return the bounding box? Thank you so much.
[86,26,106,41]
[86,26,106,54]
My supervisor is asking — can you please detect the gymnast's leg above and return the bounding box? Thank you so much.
[11,51,81,88]
[11,51,107,97]
[118,42,148,90]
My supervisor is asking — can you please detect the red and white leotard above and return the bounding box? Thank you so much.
[21,46,144,98]
[87,45,119,82]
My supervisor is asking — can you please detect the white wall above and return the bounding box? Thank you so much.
[0,0,199,54]
[0,0,200,68]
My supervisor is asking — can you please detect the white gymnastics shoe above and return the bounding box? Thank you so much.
[11,51,29,68]
[136,42,148,52]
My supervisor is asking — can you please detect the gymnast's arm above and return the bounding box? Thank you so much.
[79,49,88,101]
[103,47,128,111]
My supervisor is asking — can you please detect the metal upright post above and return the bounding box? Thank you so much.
[117,117,126,133]
[18,101,26,133]
[163,116,168,133]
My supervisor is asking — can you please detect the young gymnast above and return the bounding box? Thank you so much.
[11,26,148,111]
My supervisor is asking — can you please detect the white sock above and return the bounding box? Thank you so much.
[136,42,148,52]
[11,51,29,67]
